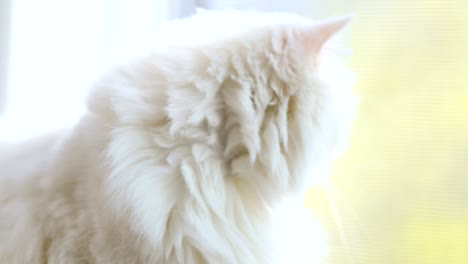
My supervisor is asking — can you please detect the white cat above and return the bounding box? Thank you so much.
[0,10,355,264]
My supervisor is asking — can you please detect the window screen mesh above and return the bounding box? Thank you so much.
[306,0,468,263]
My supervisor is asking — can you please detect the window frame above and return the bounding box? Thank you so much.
[0,0,12,114]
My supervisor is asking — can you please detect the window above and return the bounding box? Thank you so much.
[2,0,467,263]
[0,0,170,140]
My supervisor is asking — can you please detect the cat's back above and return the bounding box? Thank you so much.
[0,131,63,183]
[0,132,65,263]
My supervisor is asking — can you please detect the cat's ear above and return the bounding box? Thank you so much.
[302,15,353,54]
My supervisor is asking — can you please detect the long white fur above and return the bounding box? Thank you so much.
[0,10,355,263]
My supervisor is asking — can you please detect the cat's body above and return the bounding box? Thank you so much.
[0,10,355,263]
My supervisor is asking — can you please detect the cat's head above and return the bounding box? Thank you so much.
[102,10,356,205]
[183,11,357,201]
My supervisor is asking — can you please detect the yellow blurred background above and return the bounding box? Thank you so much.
[306,0,468,263]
